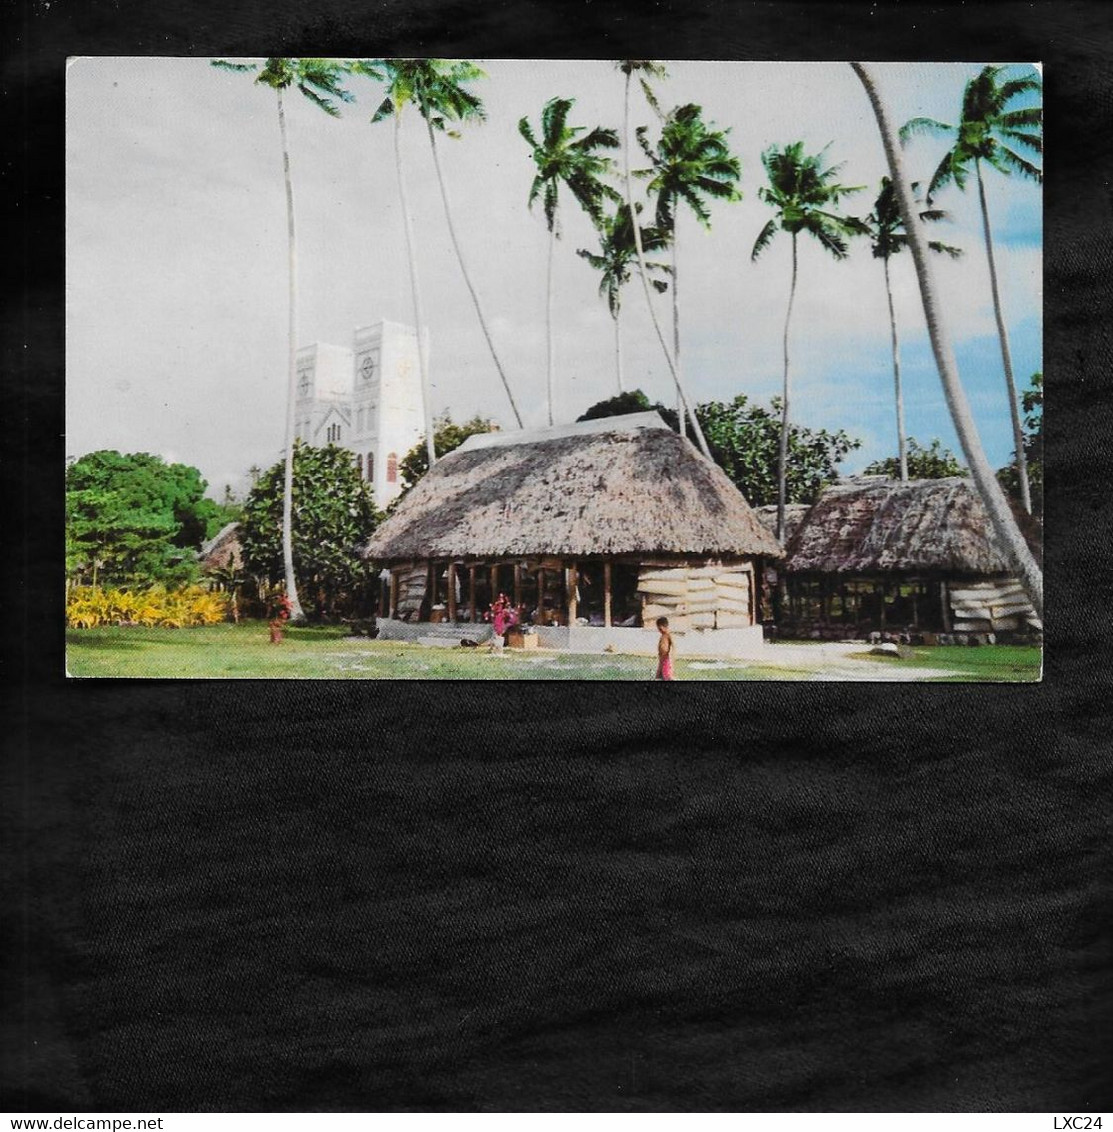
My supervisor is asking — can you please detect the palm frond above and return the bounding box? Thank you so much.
[372,97,395,123]
[639,77,663,119]
[998,106,1042,129]
[927,239,963,259]
[806,217,849,260]
[999,127,1042,154]
[296,82,342,117]
[899,116,953,144]
[995,143,1043,182]
[211,60,258,73]
[544,179,559,232]
[998,75,1042,103]
[751,217,778,261]
[925,148,960,202]
[541,96,572,146]
[575,126,620,151]
[634,124,657,165]
[518,116,538,149]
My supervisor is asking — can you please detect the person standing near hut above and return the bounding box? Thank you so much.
[655,616,675,681]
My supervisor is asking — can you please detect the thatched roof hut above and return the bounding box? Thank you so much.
[755,503,810,548]
[198,522,243,573]
[363,413,781,562]
[784,476,1016,574]
[779,476,1040,638]
[362,413,781,643]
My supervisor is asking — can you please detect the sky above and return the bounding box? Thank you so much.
[66,58,1042,499]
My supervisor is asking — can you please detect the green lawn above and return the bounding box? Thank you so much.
[65,622,1041,680]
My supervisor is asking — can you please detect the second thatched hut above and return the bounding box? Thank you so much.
[778,475,1041,641]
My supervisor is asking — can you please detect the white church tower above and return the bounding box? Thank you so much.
[292,319,426,510]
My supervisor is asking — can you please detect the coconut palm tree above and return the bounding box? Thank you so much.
[352,59,439,470]
[637,102,741,448]
[864,176,962,481]
[576,202,669,393]
[851,62,1042,619]
[616,60,712,456]
[900,64,1042,514]
[519,97,620,425]
[399,59,524,429]
[211,58,352,622]
[751,141,865,541]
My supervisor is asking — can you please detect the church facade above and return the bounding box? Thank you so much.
[292,319,426,510]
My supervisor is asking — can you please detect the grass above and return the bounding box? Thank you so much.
[65,622,1041,681]
[843,644,1042,682]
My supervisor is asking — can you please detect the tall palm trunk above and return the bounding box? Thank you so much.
[425,121,524,429]
[852,63,1042,619]
[883,255,909,482]
[976,157,1031,514]
[276,87,305,621]
[614,308,624,393]
[393,106,436,470]
[776,233,799,543]
[622,71,712,460]
[672,229,685,439]
[546,220,556,425]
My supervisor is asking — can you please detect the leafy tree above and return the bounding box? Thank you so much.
[519,97,620,425]
[577,389,656,421]
[396,413,498,496]
[863,176,961,481]
[212,57,353,621]
[637,102,741,454]
[851,62,1042,620]
[901,64,1042,513]
[997,372,1042,513]
[576,202,669,394]
[65,451,215,588]
[239,443,382,618]
[752,140,866,540]
[697,396,860,506]
[864,437,965,479]
[578,391,860,506]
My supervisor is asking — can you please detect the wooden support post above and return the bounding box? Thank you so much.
[389,571,398,620]
[513,564,522,612]
[489,565,498,607]
[447,563,457,624]
[879,581,887,631]
[603,561,612,628]
[469,565,477,623]
[940,580,951,632]
[567,563,578,625]
[428,562,436,612]
[537,568,545,624]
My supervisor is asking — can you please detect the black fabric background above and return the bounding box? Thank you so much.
[5,0,1112,1113]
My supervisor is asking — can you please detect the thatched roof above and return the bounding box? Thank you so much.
[362,413,783,561]
[755,503,811,546]
[198,522,243,572]
[784,476,1019,575]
